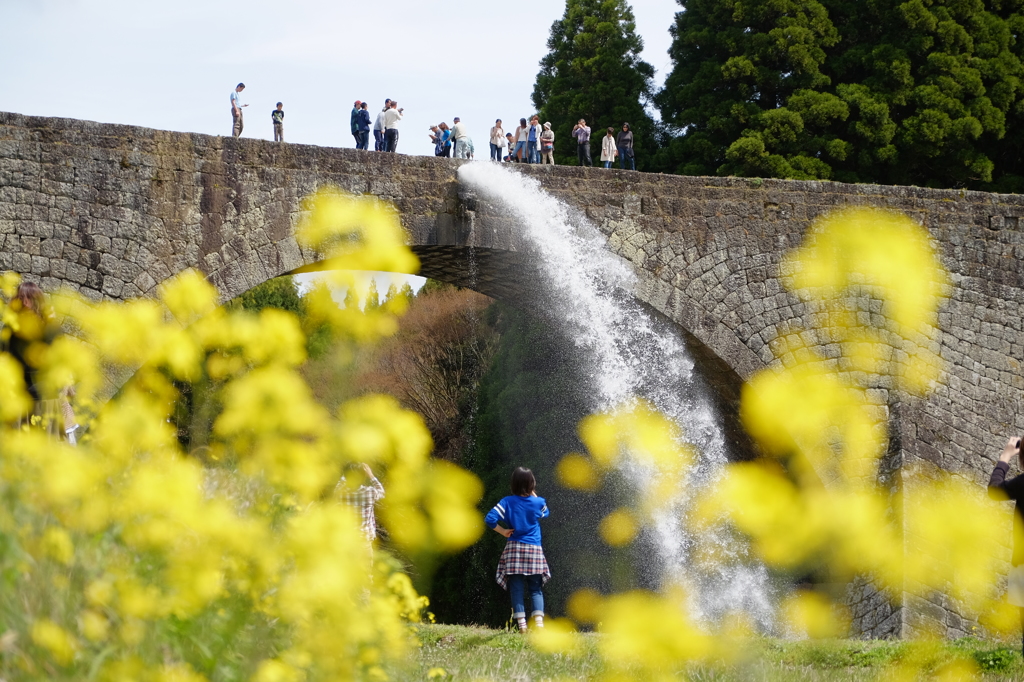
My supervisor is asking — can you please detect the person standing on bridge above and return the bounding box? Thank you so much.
[527,116,543,164]
[616,122,635,170]
[350,100,363,148]
[373,99,391,151]
[383,101,403,153]
[356,102,372,150]
[513,118,529,163]
[540,122,555,165]
[439,122,453,158]
[231,83,247,137]
[272,102,285,142]
[451,117,470,159]
[572,119,592,167]
[489,119,506,162]
[601,127,618,168]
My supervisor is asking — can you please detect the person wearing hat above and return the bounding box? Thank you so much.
[540,122,555,165]
[350,100,363,148]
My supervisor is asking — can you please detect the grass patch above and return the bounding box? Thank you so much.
[400,625,1024,681]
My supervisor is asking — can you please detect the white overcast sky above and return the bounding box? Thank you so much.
[1,0,678,156]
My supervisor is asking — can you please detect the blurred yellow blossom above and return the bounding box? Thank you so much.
[0,352,32,420]
[31,619,77,666]
[555,452,599,491]
[566,588,604,625]
[598,590,713,674]
[781,591,848,639]
[78,609,110,643]
[159,269,220,324]
[40,526,74,565]
[530,618,583,656]
[599,509,638,548]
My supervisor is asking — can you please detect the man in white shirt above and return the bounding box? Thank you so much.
[230,83,247,137]
[373,99,391,151]
[451,117,470,159]
[383,101,404,153]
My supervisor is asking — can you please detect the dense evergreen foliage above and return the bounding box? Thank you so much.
[230,276,304,315]
[656,0,1024,189]
[532,0,659,168]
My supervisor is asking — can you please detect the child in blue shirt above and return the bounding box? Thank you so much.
[484,467,551,632]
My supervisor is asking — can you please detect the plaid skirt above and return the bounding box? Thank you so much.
[495,540,551,590]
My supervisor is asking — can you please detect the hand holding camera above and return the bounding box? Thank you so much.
[999,437,1022,463]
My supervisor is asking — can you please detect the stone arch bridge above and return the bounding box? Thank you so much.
[3,111,1024,638]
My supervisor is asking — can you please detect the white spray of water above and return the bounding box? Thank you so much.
[458,162,775,628]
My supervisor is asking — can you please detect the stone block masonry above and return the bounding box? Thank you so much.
[3,110,1024,639]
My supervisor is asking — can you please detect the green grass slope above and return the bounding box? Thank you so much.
[392,624,1024,681]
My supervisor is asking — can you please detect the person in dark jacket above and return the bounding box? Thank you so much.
[616,122,635,170]
[356,102,372,150]
[988,436,1024,654]
[350,100,363,148]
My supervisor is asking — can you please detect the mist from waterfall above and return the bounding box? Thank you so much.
[458,162,775,629]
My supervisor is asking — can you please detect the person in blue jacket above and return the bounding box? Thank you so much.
[356,102,372,150]
[484,467,551,632]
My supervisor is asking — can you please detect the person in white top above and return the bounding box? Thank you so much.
[373,99,391,151]
[540,122,555,165]
[512,118,529,162]
[600,127,618,168]
[452,117,471,159]
[383,101,404,153]
[490,119,506,162]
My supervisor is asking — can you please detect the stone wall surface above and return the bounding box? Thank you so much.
[3,111,1024,639]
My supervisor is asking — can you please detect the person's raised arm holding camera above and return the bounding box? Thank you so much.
[988,436,1024,656]
[989,437,1024,496]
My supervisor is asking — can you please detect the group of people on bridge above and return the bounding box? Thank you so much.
[228,84,637,169]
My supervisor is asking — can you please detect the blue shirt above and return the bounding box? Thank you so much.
[484,495,549,546]
[231,90,241,109]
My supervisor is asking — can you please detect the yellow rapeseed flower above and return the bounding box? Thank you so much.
[31,619,77,666]
[599,509,638,547]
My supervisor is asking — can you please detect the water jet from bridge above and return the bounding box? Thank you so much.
[459,162,775,628]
